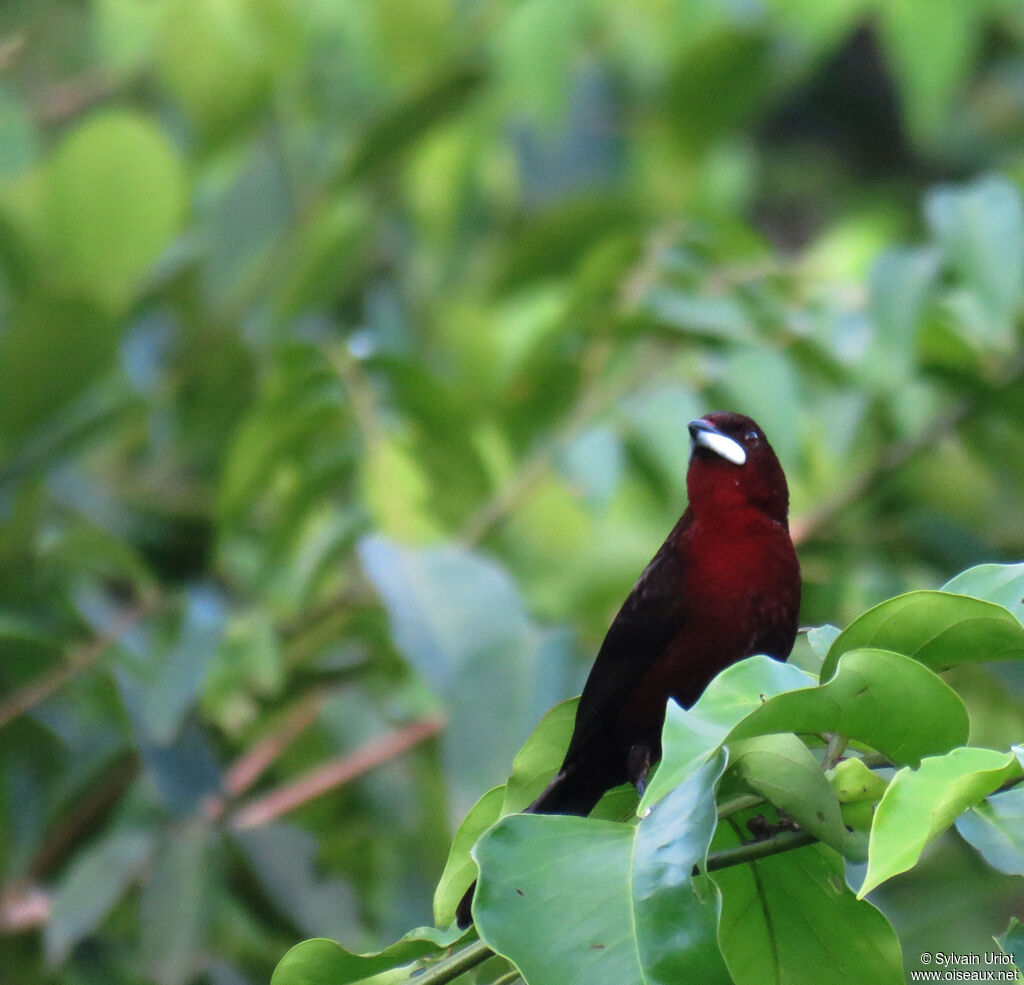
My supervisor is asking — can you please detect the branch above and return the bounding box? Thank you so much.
[227,717,446,830]
[791,353,1024,546]
[415,939,494,985]
[790,399,971,546]
[703,828,816,871]
[223,691,328,797]
[0,600,155,732]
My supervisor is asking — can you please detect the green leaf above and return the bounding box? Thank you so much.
[924,176,1024,331]
[633,752,733,985]
[879,0,980,142]
[0,298,118,444]
[994,917,1024,974]
[860,748,1022,897]
[336,62,487,187]
[823,591,1024,681]
[157,0,284,137]
[360,536,570,816]
[270,926,465,985]
[501,697,578,812]
[828,757,889,805]
[434,698,579,925]
[139,823,213,985]
[433,785,504,926]
[360,436,442,543]
[142,587,226,744]
[45,828,154,965]
[713,827,903,985]
[865,247,940,391]
[37,111,185,311]
[955,786,1024,878]
[730,733,853,857]
[942,563,1024,626]
[0,82,37,178]
[640,655,816,812]
[235,824,358,940]
[475,815,641,984]
[806,624,840,663]
[472,752,731,985]
[643,286,754,343]
[731,648,969,766]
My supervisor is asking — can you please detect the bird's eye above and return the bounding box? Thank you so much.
[744,429,761,445]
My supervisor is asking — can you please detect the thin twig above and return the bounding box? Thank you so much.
[791,353,1024,546]
[415,939,494,985]
[703,828,816,871]
[0,600,155,732]
[223,691,328,797]
[790,400,971,546]
[716,793,765,819]
[228,717,446,830]
[27,755,140,881]
[460,340,662,548]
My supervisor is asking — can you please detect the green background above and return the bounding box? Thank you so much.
[2,0,1024,982]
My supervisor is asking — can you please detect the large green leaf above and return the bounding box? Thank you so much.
[860,748,1022,897]
[360,536,571,816]
[433,785,504,926]
[472,752,731,985]
[270,926,466,985]
[712,823,903,985]
[954,786,1024,878]
[822,591,1024,680]
[879,0,980,143]
[942,563,1024,626]
[639,655,816,811]
[36,111,185,311]
[731,648,969,766]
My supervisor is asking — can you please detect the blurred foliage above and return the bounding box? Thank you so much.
[2,0,1024,983]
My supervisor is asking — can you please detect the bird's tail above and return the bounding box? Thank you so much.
[454,766,605,927]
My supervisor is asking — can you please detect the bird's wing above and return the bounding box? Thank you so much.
[564,533,687,763]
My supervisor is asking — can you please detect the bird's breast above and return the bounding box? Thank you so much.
[619,513,799,743]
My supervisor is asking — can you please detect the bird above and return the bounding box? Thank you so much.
[456,411,801,927]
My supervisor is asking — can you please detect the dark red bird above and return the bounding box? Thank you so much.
[456,411,800,926]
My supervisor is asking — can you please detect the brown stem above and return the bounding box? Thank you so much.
[223,691,328,797]
[227,717,446,830]
[0,601,155,733]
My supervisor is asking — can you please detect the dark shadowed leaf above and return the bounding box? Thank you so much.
[713,822,903,985]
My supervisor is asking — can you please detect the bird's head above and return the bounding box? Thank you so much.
[686,412,790,524]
